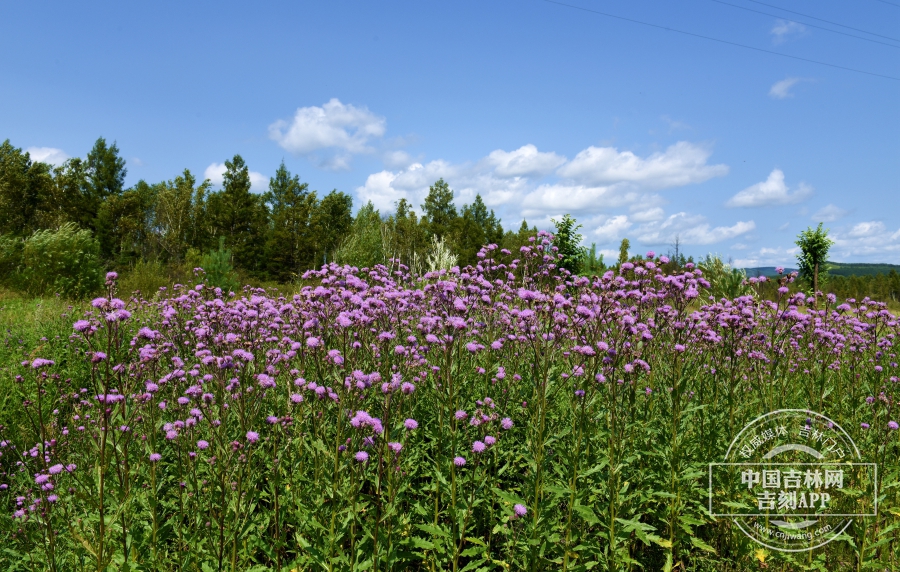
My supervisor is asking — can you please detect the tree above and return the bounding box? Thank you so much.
[500,220,537,253]
[0,140,52,236]
[86,138,127,198]
[310,190,353,266]
[617,238,631,265]
[207,155,269,277]
[384,198,427,270]
[152,170,211,262]
[43,158,93,230]
[265,161,316,281]
[96,182,155,264]
[334,201,385,269]
[421,179,457,240]
[551,214,585,274]
[583,243,605,275]
[452,194,503,267]
[796,223,834,301]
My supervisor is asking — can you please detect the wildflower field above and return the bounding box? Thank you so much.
[1,234,899,571]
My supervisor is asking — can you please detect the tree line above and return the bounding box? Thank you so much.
[0,138,542,291]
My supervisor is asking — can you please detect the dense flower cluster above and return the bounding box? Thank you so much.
[1,232,899,570]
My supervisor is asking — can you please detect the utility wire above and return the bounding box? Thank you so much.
[743,0,900,42]
[540,0,900,81]
[711,0,900,49]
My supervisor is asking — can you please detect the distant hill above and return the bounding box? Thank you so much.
[827,262,900,277]
[740,262,900,278]
[742,267,798,277]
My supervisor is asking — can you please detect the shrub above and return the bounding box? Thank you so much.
[21,223,102,298]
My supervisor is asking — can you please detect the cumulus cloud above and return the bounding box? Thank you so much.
[726,169,812,208]
[590,215,633,243]
[26,147,69,166]
[771,20,806,44]
[204,163,268,193]
[268,98,386,169]
[356,140,739,248]
[769,77,805,99]
[482,144,566,178]
[629,206,665,222]
[556,141,728,188]
[634,212,755,245]
[812,204,849,222]
[847,221,886,238]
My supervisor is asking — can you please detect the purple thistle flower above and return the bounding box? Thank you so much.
[501,417,514,430]
[149,453,161,462]
[197,440,209,450]
[513,503,527,517]
[246,431,260,443]
[472,441,486,454]
[404,418,418,430]
[484,435,496,446]
[889,421,899,430]
[355,451,369,463]
[454,456,466,467]
[455,410,468,420]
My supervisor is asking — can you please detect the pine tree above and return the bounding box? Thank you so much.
[265,161,317,281]
[86,137,127,200]
[207,155,269,278]
[421,178,458,240]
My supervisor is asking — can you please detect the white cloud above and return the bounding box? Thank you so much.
[556,141,728,188]
[733,245,801,268]
[847,221,885,238]
[769,77,804,99]
[726,169,813,207]
[519,184,639,218]
[383,150,415,170]
[771,20,806,44]
[482,144,566,178]
[268,98,386,169]
[204,162,268,193]
[634,212,755,245]
[590,215,633,243]
[357,141,732,246]
[26,147,69,166]
[811,204,849,222]
[629,207,665,222]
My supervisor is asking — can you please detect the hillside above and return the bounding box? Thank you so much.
[741,262,900,278]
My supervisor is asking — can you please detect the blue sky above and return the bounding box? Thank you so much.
[3,0,898,265]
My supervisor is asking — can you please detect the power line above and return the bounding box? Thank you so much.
[743,0,900,42]
[711,0,900,49]
[539,0,900,81]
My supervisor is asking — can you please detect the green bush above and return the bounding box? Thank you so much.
[21,223,102,299]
